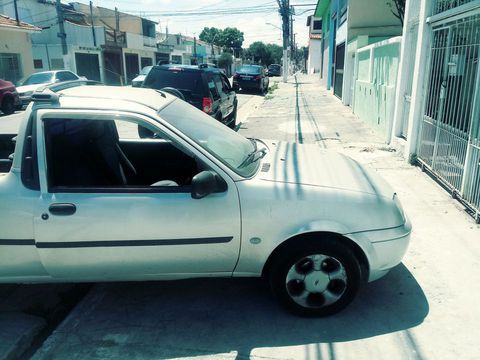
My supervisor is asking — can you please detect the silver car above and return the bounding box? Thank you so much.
[0,83,411,316]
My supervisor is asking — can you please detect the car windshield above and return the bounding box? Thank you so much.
[140,66,153,75]
[143,68,203,100]
[269,65,280,70]
[20,73,54,85]
[159,99,260,177]
[237,66,261,74]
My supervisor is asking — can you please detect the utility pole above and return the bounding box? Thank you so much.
[193,36,197,65]
[13,0,20,26]
[89,1,96,47]
[56,0,67,55]
[115,7,120,44]
[277,0,290,82]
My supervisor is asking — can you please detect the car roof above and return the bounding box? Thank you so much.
[54,85,176,114]
[30,70,69,76]
[153,64,222,73]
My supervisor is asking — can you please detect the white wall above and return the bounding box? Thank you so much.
[308,39,322,74]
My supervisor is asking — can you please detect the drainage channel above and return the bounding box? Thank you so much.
[17,284,92,360]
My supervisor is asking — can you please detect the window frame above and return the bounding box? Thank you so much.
[36,109,216,194]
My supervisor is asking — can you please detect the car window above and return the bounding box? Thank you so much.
[220,75,231,92]
[237,65,262,74]
[143,67,203,101]
[57,72,78,82]
[213,75,226,97]
[159,99,259,177]
[207,75,220,100]
[140,66,153,75]
[21,72,54,85]
[42,115,199,191]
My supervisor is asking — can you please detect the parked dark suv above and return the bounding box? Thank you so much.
[143,64,238,129]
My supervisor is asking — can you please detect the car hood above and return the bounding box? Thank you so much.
[132,75,146,82]
[258,141,394,198]
[16,84,46,94]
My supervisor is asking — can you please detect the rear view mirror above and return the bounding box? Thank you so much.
[191,171,227,199]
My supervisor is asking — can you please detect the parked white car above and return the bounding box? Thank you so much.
[0,82,411,316]
[16,70,85,106]
[131,66,153,87]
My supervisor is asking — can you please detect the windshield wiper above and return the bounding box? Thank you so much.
[239,139,267,168]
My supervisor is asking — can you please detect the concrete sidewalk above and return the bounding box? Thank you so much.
[240,74,480,359]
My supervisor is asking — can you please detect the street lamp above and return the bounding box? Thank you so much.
[265,22,281,30]
[266,22,287,82]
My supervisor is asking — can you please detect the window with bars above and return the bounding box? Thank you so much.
[0,53,22,84]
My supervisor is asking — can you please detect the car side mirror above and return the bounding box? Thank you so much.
[191,170,227,199]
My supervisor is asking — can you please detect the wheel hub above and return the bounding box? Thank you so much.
[285,254,348,309]
[304,272,329,292]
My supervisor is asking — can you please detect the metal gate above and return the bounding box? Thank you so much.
[418,13,480,219]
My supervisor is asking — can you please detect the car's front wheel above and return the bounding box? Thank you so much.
[269,238,361,317]
[1,96,15,115]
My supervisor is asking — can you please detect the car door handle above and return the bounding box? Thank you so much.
[49,203,77,216]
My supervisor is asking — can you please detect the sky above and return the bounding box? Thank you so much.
[78,0,317,47]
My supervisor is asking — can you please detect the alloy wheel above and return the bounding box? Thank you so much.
[285,254,347,308]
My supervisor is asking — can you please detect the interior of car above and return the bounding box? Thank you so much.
[44,118,201,190]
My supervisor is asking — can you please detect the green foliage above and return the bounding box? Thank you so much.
[267,81,279,94]
[408,153,418,165]
[217,53,233,69]
[244,42,283,66]
[221,27,244,50]
[199,26,244,50]
[265,44,283,64]
[199,27,223,46]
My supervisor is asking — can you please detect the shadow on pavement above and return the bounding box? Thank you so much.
[34,264,428,359]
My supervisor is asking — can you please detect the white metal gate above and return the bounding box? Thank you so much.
[418,13,480,220]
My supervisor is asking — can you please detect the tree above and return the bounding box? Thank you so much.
[246,42,284,66]
[217,52,233,75]
[199,27,223,46]
[265,44,283,64]
[220,27,244,53]
[199,26,244,57]
[387,0,406,27]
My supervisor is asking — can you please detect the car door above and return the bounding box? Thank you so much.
[33,109,242,280]
[213,74,229,120]
[220,74,235,116]
[206,74,222,116]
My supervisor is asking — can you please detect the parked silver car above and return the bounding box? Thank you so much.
[0,82,411,316]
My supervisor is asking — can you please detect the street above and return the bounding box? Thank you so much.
[2,75,478,360]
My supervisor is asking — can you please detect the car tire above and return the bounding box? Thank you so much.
[1,96,15,115]
[268,237,362,317]
[228,104,237,129]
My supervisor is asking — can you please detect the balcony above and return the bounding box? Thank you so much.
[126,33,157,51]
[105,29,127,48]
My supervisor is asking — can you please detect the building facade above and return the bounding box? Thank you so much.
[0,14,40,83]
[306,15,322,74]
[392,0,480,220]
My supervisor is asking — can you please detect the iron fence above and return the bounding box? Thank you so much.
[434,0,477,15]
[418,14,480,219]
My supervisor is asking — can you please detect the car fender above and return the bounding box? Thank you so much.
[233,218,375,277]
[279,219,374,259]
